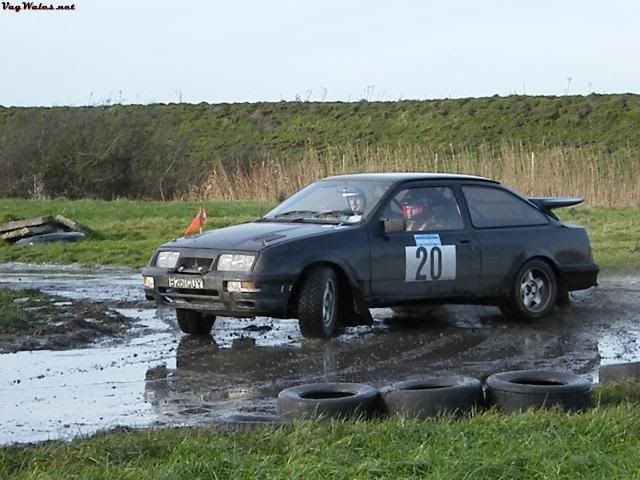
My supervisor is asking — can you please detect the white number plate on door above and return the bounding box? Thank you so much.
[405,245,456,282]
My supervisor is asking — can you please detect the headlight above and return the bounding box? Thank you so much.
[156,251,180,268]
[217,254,255,272]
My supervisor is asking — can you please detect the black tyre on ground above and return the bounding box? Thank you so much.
[277,382,380,420]
[486,370,592,412]
[381,376,483,419]
[502,259,557,321]
[297,266,340,338]
[176,308,216,335]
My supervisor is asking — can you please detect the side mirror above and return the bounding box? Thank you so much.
[383,218,405,234]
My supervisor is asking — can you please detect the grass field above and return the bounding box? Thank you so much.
[1,383,640,479]
[0,199,637,270]
[2,94,640,201]
[0,199,270,268]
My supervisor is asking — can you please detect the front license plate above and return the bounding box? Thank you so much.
[168,276,204,289]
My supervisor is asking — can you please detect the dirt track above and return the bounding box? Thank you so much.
[0,263,639,444]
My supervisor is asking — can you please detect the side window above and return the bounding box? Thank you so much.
[462,186,548,228]
[382,186,464,232]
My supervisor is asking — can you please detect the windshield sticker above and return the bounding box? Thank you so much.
[405,245,456,282]
[414,234,442,246]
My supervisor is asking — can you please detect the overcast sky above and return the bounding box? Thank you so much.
[1,0,638,106]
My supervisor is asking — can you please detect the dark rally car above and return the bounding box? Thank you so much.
[142,173,598,338]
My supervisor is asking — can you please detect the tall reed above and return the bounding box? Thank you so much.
[190,143,640,207]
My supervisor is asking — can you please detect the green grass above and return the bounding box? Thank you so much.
[2,94,640,200]
[0,288,47,333]
[0,199,272,268]
[2,384,640,479]
[0,199,637,270]
[561,208,640,269]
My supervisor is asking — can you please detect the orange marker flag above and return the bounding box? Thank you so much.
[185,207,208,235]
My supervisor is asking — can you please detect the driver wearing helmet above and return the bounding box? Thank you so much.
[402,189,443,231]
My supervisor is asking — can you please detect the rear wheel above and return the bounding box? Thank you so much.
[176,308,216,335]
[297,266,339,338]
[503,259,557,321]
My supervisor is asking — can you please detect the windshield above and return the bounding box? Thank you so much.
[263,178,394,224]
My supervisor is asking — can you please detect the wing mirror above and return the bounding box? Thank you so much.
[383,218,405,234]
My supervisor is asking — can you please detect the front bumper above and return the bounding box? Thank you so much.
[141,266,295,318]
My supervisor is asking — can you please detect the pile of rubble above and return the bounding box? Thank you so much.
[0,215,94,245]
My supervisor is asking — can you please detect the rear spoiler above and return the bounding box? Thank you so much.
[528,197,584,210]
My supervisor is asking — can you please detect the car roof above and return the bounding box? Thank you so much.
[322,172,499,185]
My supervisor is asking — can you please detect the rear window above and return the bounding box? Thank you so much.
[462,186,548,228]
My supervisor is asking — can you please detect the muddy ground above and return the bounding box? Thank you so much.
[0,262,639,445]
[0,289,132,353]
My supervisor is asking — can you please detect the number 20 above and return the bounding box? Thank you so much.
[416,246,442,281]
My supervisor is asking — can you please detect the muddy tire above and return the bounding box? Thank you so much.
[504,259,557,321]
[486,370,592,412]
[381,376,483,418]
[297,266,339,338]
[277,382,380,420]
[176,309,216,335]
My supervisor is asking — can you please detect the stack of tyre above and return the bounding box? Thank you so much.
[272,370,592,422]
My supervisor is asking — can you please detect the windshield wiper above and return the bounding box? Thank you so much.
[311,210,363,224]
[310,209,351,218]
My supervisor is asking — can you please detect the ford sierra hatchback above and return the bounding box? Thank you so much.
[142,173,598,338]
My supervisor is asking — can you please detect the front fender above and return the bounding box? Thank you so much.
[254,226,371,308]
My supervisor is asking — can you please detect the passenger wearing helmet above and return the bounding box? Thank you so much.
[402,188,443,231]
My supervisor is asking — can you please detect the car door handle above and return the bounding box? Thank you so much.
[458,239,477,251]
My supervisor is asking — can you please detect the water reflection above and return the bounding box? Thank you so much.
[143,322,496,421]
[144,335,344,421]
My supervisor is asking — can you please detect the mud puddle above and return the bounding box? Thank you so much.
[0,308,178,444]
[1,263,639,445]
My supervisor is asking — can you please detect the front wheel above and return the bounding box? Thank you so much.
[176,309,216,335]
[503,260,557,321]
[297,266,339,338]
